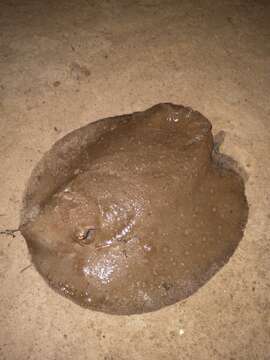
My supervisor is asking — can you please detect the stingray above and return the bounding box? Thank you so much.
[20,103,248,315]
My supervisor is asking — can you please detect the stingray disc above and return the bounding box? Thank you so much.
[20,103,248,314]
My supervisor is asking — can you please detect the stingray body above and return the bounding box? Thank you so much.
[20,104,248,314]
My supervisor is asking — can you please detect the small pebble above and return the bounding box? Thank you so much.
[179,329,185,336]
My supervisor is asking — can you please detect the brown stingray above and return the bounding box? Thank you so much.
[20,103,248,315]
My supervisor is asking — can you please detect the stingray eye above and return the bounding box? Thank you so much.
[75,227,96,246]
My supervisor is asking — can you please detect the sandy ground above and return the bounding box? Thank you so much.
[0,0,269,359]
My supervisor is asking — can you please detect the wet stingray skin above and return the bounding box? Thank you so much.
[20,103,248,315]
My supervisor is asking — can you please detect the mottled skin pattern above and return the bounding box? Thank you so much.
[20,104,248,315]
